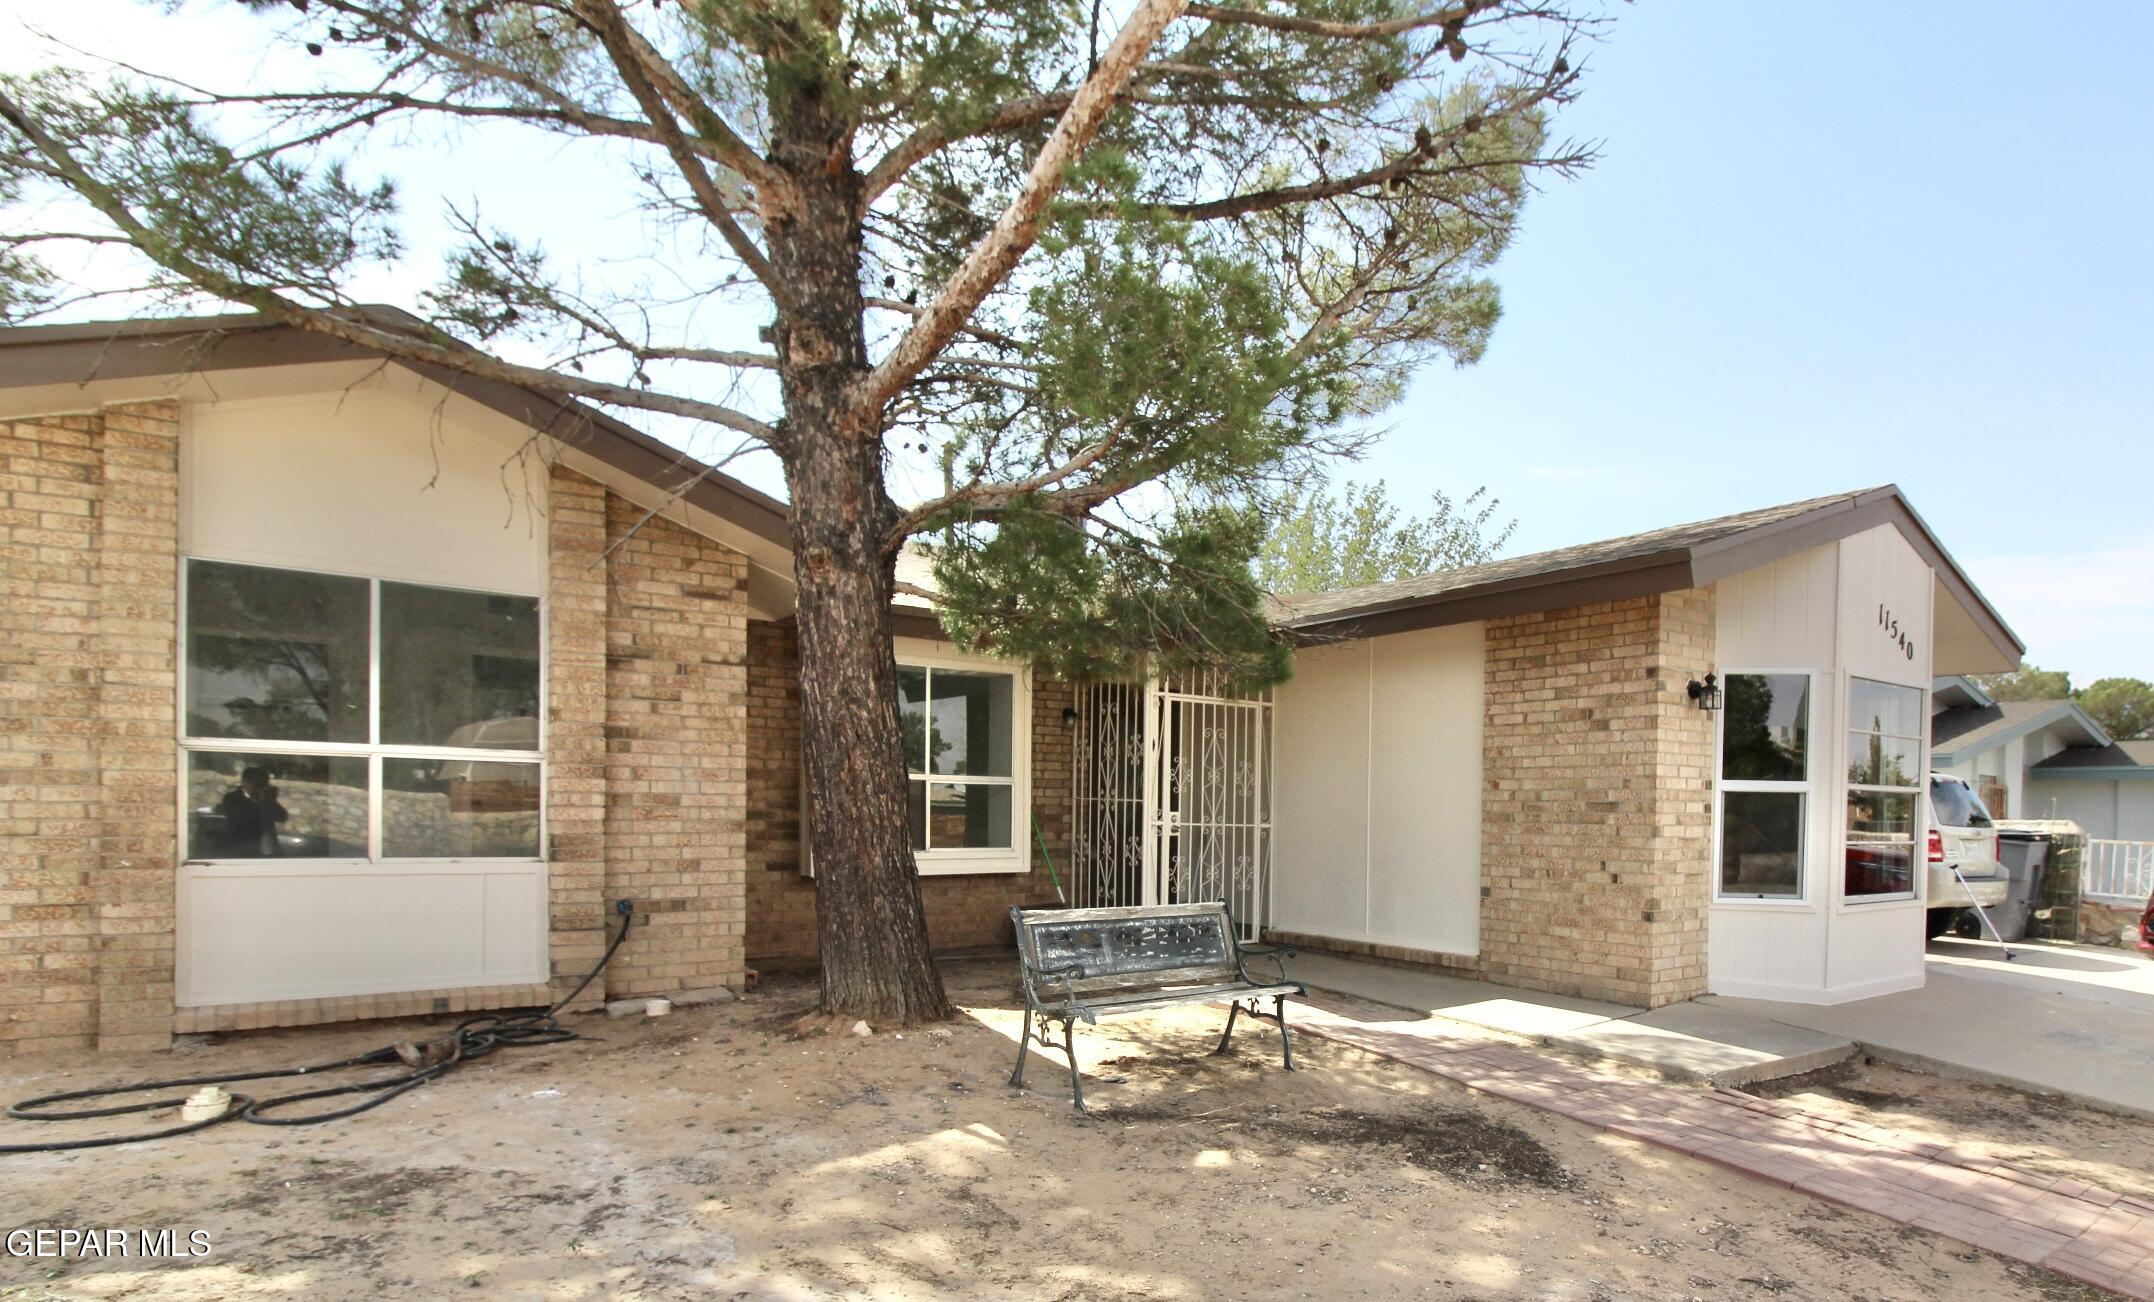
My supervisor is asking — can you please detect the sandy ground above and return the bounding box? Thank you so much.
[0,959,2136,1301]
[1745,1056,2154,1206]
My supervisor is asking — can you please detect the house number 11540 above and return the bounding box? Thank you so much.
[1878,604,1916,661]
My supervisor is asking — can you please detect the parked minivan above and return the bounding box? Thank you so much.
[1925,774,2007,938]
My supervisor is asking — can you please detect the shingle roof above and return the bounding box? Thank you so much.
[1931,699,2110,758]
[1271,488,1880,625]
[1266,485,2022,671]
[2031,740,2154,773]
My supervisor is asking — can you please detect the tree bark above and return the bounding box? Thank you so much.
[768,47,952,1024]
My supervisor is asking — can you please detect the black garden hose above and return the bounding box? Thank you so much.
[2,900,636,1153]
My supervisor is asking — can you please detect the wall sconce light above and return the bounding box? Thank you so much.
[1687,673,1723,712]
[1061,705,1079,727]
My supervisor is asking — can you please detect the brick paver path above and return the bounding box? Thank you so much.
[1293,994,2154,1298]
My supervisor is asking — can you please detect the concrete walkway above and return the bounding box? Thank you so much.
[1288,952,1853,1085]
[1294,993,2154,1298]
[1708,938,2154,1117]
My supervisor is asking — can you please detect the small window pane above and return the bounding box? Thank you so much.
[186,560,369,742]
[898,666,930,773]
[1849,678,1924,741]
[923,782,1013,850]
[1846,791,1916,896]
[187,752,367,859]
[907,779,927,851]
[383,758,540,858]
[1721,674,1809,782]
[379,583,540,748]
[928,670,1014,777]
[1720,791,1803,897]
[1848,732,1922,787]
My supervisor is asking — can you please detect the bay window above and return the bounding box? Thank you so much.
[895,651,1030,873]
[1845,678,1924,900]
[1717,672,1811,900]
[182,558,542,863]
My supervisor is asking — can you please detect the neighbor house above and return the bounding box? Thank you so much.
[1931,675,2154,839]
[0,312,2023,1056]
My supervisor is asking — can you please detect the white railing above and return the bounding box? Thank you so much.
[2085,839,2154,904]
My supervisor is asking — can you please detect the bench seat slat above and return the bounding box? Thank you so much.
[1070,982,1302,1015]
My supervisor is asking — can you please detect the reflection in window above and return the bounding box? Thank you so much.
[383,758,540,858]
[186,751,368,859]
[1721,791,1804,898]
[183,559,545,863]
[1718,673,1811,899]
[897,661,1019,853]
[379,582,540,747]
[186,561,368,742]
[1721,673,1809,782]
[924,782,1013,849]
[1846,678,1925,899]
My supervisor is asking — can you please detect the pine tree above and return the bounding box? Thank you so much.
[1,0,1594,1021]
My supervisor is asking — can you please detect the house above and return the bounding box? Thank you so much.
[1930,675,2154,840]
[0,311,2023,1056]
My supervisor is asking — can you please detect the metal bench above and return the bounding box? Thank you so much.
[1008,902,1303,1112]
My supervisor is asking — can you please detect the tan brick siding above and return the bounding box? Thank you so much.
[544,466,611,1008]
[1,403,180,1056]
[597,494,749,997]
[744,619,1072,967]
[1479,590,1717,1008]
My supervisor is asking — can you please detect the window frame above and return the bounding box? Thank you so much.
[1841,674,1926,906]
[177,556,547,866]
[1712,668,1815,905]
[895,640,1032,877]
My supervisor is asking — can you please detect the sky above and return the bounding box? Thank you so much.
[5,1,2151,679]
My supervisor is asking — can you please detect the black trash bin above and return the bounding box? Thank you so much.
[1991,829,2052,942]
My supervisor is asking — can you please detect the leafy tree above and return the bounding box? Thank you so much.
[0,0,1594,1021]
[1256,479,1512,593]
[2079,678,2154,741]
[1974,665,2073,702]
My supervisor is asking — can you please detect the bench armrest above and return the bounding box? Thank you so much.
[1021,961,1088,1010]
[1234,941,1295,983]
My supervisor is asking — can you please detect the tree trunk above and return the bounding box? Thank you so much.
[769,53,952,1024]
[787,427,951,1025]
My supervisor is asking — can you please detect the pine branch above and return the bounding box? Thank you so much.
[851,0,1192,422]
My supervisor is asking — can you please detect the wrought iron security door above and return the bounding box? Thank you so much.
[1071,671,1271,941]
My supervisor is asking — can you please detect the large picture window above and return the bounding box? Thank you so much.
[895,654,1028,872]
[183,558,542,862]
[1845,678,1925,900]
[1717,672,1810,900]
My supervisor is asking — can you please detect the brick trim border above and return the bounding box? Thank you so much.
[174,983,557,1035]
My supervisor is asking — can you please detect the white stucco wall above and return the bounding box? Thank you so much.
[175,372,552,1007]
[1269,623,1483,956]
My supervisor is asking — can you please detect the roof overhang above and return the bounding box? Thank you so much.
[1932,700,2113,766]
[1280,485,2023,674]
[0,313,801,618]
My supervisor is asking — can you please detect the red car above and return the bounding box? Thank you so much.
[2140,889,2153,955]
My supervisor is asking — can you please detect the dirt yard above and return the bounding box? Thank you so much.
[0,960,2136,1300]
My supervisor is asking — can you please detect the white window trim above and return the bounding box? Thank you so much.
[1712,667,1815,906]
[177,557,548,867]
[1838,673,1926,907]
[894,638,1033,876]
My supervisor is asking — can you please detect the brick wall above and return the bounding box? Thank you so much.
[744,619,1072,967]
[1,402,180,1056]
[544,466,611,1008]
[1480,590,1717,1008]
[597,494,749,997]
